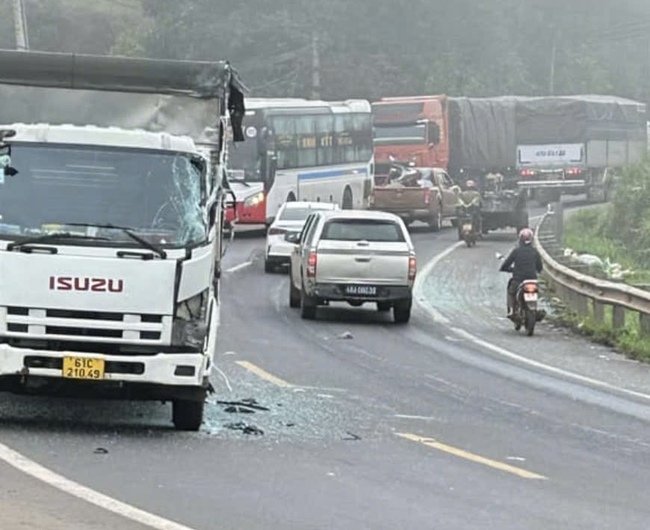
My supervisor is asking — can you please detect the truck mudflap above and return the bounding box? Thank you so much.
[0,345,211,397]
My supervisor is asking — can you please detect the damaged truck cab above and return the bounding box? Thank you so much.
[0,50,246,431]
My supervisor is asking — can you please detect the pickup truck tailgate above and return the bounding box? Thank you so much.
[316,240,411,284]
[371,187,430,210]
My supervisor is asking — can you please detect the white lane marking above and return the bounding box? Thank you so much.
[0,442,198,530]
[225,261,252,273]
[413,240,650,404]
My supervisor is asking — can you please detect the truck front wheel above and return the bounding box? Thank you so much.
[172,399,205,431]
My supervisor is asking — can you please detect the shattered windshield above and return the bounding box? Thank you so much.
[0,143,207,248]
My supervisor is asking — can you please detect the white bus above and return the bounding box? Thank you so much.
[225,98,374,225]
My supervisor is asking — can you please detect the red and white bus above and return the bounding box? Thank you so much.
[225,98,375,225]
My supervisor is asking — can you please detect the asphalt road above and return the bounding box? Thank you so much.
[0,200,649,530]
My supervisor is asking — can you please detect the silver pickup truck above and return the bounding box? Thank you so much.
[285,210,417,323]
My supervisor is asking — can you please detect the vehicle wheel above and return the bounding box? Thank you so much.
[289,270,300,308]
[525,310,536,336]
[264,259,274,274]
[300,281,317,320]
[342,187,353,210]
[377,301,391,312]
[172,399,204,431]
[516,211,529,233]
[393,298,412,324]
[429,206,442,232]
[286,193,296,202]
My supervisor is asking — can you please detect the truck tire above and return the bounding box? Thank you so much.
[172,399,204,431]
[289,271,300,308]
[377,301,391,312]
[393,298,412,324]
[516,211,529,233]
[300,280,317,319]
[429,205,442,232]
[264,259,274,274]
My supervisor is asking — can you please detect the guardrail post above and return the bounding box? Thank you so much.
[573,290,589,317]
[640,313,650,338]
[592,300,605,324]
[553,201,564,242]
[612,305,625,331]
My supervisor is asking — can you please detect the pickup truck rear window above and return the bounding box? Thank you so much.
[320,219,406,242]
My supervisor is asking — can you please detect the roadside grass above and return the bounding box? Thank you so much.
[563,207,650,286]
[545,286,650,364]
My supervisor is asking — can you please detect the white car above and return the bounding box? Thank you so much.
[265,201,339,273]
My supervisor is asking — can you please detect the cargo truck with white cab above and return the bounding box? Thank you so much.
[0,49,246,430]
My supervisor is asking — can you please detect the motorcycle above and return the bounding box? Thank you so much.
[456,204,480,247]
[511,279,546,336]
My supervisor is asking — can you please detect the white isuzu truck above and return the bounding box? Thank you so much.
[0,49,246,430]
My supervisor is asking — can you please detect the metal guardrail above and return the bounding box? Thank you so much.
[534,204,650,337]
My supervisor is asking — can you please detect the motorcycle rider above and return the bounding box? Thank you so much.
[499,227,543,318]
[457,179,482,235]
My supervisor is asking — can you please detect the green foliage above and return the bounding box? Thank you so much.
[607,157,650,265]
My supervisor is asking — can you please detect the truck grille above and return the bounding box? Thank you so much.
[2,306,170,344]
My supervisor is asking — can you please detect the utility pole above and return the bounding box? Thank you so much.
[311,32,321,100]
[12,0,29,51]
[549,29,557,95]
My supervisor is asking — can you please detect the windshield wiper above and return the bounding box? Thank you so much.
[7,232,110,252]
[65,223,167,259]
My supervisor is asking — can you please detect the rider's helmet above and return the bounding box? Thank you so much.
[519,227,534,245]
[465,179,477,190]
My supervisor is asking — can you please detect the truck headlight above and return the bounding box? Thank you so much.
[172,290,209,350]
[244,192,264,208]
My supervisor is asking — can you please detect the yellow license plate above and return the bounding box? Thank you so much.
[62,356,105,380]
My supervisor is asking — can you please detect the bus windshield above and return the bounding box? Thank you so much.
[0,143,208,248]
[228,137,263,182]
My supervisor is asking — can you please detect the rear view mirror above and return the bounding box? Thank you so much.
[284,232,300,244]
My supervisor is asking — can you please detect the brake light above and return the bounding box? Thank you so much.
[408,255,417,281]
[307,251,317,278]
[566,167,582,176]
[523,283,538,293]
[423,189,431,204]
[268,227,287,236]
[520,169,536,177]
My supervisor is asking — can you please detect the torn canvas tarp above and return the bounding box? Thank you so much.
[0,49,248,145]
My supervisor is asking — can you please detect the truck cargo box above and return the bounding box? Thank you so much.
[448,96,529,173]
[515,95,647,145]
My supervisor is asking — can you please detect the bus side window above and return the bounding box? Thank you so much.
[271,116,297,170]
[295,115,317,168]
[334,114,355,164]
[316,114,335,165]
[352,113,373,163]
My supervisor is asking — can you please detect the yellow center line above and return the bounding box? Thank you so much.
[235,361,293,388]
[396,433,548,480]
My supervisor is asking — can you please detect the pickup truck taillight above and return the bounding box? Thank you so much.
[307,251,317,278]
[408,255,417,280]
[268,227,287,236]
[423,189,431,204]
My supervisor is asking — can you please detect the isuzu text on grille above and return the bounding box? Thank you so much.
[49,276,124,293]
